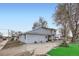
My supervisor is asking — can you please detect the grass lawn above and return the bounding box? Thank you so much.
[47,44,79,56]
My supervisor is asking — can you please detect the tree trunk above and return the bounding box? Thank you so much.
[72,34,76,42]
[62,40,69,47]
[71,31,78,43]
[63,24,68,47]
[71,20,78,43]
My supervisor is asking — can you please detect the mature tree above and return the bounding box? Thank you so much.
[39,17,48,28]
[32,17,48,29]
[32,22,39,29]
[54,4,70,46]
[67,4,79,42]
[55,4,69,42]
[54,3,79,43]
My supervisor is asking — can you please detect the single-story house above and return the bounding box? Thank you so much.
[18,27,56,43]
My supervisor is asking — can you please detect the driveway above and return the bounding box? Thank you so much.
[0,40,62,56]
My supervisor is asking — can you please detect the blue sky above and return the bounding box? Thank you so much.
[0,3,57,33]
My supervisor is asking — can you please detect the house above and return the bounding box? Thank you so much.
[18,27,56,43]
[9,31,22,41]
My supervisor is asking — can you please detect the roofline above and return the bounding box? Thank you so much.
[19,27,56,36]
[29,27,56,32]
[41,27,56,31]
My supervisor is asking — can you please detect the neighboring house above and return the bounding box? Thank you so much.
[10,31,22,41]
[0,36,8,42]
[19,27,56,43]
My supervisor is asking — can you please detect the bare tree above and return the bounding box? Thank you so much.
[39,17,48,28]
[54,3,79,43]
[32,17,48,30]
[32,22,39,29]
[67,4,79,42]
[54,4,69,44]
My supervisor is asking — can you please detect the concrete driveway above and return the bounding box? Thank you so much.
[0,40,62,56]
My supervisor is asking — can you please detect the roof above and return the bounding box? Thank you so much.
[41,27,56,30]
[32,27,56,31]
[19,27,56,36]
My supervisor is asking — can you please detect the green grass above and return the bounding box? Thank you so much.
[47,44,79,56]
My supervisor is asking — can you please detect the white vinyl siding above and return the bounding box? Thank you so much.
[25,34,48,43]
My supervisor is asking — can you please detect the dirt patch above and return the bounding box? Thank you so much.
[3,40,25,49]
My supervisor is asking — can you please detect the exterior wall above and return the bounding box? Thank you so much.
[52,30,56,39]
[26,34,48,43]
[19,34,48,43]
